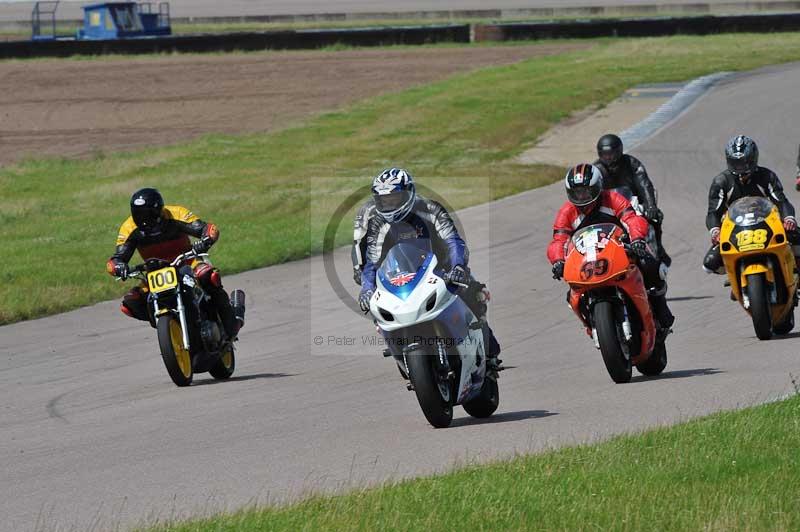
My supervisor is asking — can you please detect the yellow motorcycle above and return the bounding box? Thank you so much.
[720,196,798,340]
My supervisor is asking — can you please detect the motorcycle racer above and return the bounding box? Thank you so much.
[106,188,244,338]
[549,163,675,331]
[704,135,800,274]
[351,197,376,285]
[594,133,671,267]
[358,168,502,368]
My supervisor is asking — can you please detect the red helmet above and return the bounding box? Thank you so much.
[565,163,603,208]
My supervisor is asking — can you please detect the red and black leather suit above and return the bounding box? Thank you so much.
[105,205,237,336]
[547,190,672,327]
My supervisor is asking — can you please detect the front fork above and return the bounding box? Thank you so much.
[152,292,192,351]
[588,290,632,349]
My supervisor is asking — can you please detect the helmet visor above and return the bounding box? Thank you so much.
[599,151,620,166]
[568,184,600,207]
[375,190,412,214]
[729,159,754,177]
[133,207,162,229]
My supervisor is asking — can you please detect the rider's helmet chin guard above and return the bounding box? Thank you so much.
[725,135,759,183]
[597,133,624,171]
[565,163,604,211]
[372,168,416,223]
[131,187,166,237]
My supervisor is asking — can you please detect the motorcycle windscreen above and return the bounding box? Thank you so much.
[728,196,775,227]
[570,223,622,259]
[377,241,434,301]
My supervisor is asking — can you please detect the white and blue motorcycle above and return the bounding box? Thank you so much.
[369,241,499,428]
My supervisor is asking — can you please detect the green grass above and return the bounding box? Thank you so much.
[144,393,800,531]
[5,33,800,323]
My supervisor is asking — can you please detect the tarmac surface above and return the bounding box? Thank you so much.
[3,61,800,531]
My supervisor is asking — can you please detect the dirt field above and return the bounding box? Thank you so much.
[0,44,587,166]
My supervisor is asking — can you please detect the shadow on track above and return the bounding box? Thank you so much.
[194,372,295,386]
[667,295,715,302]
[630,367,723,383]
[450,409,558,428]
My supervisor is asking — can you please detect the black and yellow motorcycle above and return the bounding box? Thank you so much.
[127,250,244,386]
[720,196,798,340]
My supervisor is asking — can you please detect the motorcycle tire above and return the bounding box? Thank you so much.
[157,316,193,387]
[209,343,236,380]
[773,307,795,335]
[462,374,499,419]
[594,301,632,384]
[636,338,668,376]
[747,273,773,340]
[406,348,453,428]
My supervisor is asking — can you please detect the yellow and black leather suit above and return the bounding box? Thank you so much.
[107,206,218,268]
[105,206,237,336]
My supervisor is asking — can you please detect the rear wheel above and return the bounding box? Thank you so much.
[406,349,453,428]
[747,273,773,340]
[637,338,668,376]
[463,374,499,418]
[209,343,235,380]
[157,316,193,387]
[594,301,632,384]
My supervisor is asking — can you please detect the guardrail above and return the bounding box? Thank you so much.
[2,11,800,59]
[473,12,800,41]
[0,24,470,59]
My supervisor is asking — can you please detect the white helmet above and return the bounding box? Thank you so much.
[372,168,416,223]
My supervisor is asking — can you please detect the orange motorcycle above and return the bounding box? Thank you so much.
[562,223,667,383]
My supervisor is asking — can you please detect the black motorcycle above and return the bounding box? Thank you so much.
[126,250,244,386]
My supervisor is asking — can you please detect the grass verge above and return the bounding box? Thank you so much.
[143,393,800,531]
[4,33,800,323]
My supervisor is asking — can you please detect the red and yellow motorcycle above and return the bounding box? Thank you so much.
[563,223,667,383]
[720,196,798,340]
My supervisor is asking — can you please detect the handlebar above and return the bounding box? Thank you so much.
[116,251,210,281]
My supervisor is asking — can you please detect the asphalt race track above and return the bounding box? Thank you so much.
[2,62,800,531]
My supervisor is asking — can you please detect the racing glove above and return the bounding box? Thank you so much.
[784,216,797,233]
[192,237,214,255]
[551,260,565,280]
[113,262,130,280]
[445,265,469,286]
[630,239,650,259]
[710,227,721,246]
[644,206,663,225]
[358,289,374,313]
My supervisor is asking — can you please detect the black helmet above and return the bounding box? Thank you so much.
[597,134,624,170]
[725,135,758,180]
[130,188,165,235]
[565,163,603,209]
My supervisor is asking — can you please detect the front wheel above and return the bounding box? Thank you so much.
[406,349,453,428]
[594,301,632,383]
[746,273,773,340]
[636,338,667,376]
[774,306,795,335]
[462,374,499,418]
[157,316,193,386]
[209,343,235,380]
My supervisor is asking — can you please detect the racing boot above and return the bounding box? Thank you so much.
[649,290,675,333]
[483,323,504,372]
[208,286,239,340]
[230,289,246,336]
